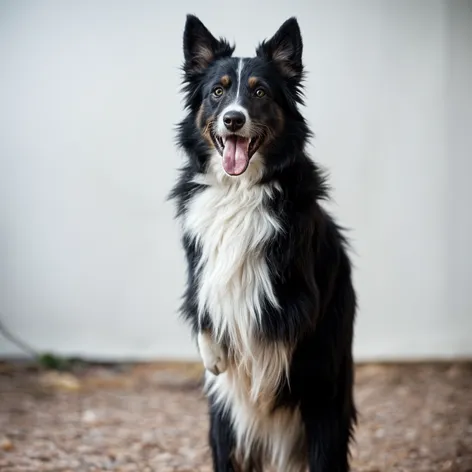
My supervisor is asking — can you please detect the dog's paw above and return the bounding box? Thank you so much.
[197,331,227,375]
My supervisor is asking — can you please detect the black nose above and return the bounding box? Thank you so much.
[223,111,246,132]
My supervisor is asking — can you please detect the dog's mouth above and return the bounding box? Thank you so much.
[211,132,263,176]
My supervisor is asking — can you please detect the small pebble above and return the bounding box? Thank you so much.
[82,410,98,424]
[0,437,14,451]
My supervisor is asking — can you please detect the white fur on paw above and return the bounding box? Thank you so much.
[197,331,227,375]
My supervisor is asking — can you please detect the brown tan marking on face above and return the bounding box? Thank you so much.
[196,104,205,129]
[200,114,216,148]
[257,104,285,155]
[248,76,259,88]
[220,75,231,87]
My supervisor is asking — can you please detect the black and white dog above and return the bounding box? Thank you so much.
[169,14,357,472]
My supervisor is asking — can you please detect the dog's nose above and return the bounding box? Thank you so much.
[223,111,246,132]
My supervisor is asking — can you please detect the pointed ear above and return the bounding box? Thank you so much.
[256,18,303,81]
[183,14,234,75]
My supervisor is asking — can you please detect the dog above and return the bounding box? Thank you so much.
[169,14,357,472]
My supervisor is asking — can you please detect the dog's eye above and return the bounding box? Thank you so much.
[212,87,224,97]
[254,88,266,98]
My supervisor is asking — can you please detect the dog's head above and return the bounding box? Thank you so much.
[180,15,307,178]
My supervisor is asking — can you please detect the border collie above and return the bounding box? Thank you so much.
[169,14,357,472]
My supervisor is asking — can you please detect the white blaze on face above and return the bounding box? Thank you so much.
[216,59,254,176]
[216,59,250,136]
[236,57,244,100]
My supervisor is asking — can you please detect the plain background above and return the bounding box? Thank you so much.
[1,0,471,361]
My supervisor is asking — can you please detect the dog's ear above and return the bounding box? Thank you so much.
[256,18,303,82]
[183,15,234,75]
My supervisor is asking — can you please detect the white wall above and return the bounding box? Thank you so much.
[0,0,471,361]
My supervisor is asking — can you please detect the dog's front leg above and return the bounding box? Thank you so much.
[197,330,228,375]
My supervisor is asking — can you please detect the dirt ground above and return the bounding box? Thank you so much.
[0,361,471,472]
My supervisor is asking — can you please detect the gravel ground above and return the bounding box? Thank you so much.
[0,361,471,472]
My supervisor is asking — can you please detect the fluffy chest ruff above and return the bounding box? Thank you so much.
[183,175,304,467]
[183,174,285,388]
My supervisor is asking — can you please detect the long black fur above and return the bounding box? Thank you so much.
[169,14,357,472]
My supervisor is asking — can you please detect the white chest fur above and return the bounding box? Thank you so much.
[184,176,281,356]
[183,175,304,471]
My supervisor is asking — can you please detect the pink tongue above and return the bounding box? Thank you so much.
[222,136,250,176]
